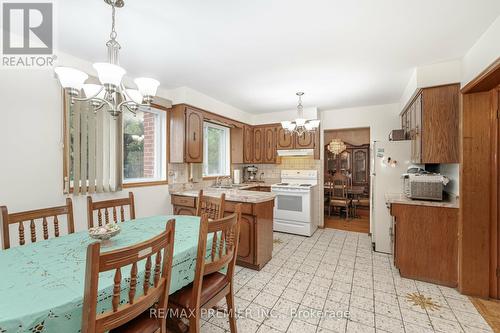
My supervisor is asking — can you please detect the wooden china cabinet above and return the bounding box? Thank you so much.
[325,142,370,191]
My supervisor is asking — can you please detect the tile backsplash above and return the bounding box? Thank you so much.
[237,157,323,182]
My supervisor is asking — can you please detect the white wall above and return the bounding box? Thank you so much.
[462,15,500,85]
[399,60,462,108]
[439,164,460,196]
[320,103,401,143]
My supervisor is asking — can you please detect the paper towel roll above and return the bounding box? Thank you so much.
[233,169,241,184]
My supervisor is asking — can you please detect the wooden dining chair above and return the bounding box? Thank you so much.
[195,189,226,220]
[0,198,75,250]
[87,192,136,228]
[328,174,352,220]
[81,219,176,333]
[168,204,242,333]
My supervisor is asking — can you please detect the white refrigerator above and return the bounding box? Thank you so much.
[371,140,412,253]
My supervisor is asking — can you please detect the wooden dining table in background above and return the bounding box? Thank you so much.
[0,215,204,333]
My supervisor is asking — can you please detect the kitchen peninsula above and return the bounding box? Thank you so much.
[170,188,275,270]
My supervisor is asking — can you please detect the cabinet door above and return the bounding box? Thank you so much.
[263,126,276,163]
[352,149,368,185]
[414,94,422,163]
[339,150,351,173]
[237,214,255,265]
[243,126,253,163]
[253,127,264,163]
[295,132,315,149]
[185,107,203,163]
[173,206,196,216]
[277,127,294,149]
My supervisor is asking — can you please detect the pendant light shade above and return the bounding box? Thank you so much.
[54,67,88,90]
[125,89,143,104]
[83,84,105,99]
[134,77,160,97]
[93,62,126,87]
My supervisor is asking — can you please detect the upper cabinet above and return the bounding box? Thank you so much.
[295,132,315,149]
[185,107,204,163]
[401,84,459,164]
[263,126,277,163]
[277,127,294,149]
[253,127,264,163]
[243,125,254,163]
[169,104,204,163]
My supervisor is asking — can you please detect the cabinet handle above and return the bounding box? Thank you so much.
[193,132,196,141]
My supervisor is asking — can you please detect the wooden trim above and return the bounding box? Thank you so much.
[461,57,500,94]
[122,180,168,188]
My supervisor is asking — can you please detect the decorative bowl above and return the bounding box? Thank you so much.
[88,224,121,241]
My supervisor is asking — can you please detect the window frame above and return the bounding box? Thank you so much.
[122,104,169,188]
[202,121,231,178]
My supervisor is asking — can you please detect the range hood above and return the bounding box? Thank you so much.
[277,149,314,157]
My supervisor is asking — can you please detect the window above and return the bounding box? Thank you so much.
[203,122,230,177]
[123,107,167,184]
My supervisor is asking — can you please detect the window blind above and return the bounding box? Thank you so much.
[64,94,123,194]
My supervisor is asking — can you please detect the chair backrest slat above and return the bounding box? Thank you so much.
[196,190,226,220]
[1,198,75,249]
[81,219,175,333]
[190,205,241,309]
[87,192,136,229]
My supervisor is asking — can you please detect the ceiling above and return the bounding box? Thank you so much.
[57,0,500,113]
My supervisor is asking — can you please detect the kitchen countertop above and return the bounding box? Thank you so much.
[385,193,459,209]
[171,187,276,204]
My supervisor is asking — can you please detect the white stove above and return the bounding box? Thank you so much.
[271,170,318,236]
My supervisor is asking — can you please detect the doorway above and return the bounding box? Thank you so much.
[323,127,370,233]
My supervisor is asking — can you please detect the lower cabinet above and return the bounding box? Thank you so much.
[171,195,274,270]
[390,203,458,287]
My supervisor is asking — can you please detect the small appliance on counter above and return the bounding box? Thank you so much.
[243,165,259,182]
[402,173,449,201]
[388,129,405,141]
[233,169,241,184]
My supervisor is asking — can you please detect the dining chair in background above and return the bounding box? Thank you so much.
[0,198,75,250]
[327,173,352,220]
[169,204,242,333]
[196,189,226,220]
[81,219,176,333]
[87,192,136,228]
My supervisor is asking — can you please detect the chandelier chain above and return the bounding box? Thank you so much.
[110,4,117,40]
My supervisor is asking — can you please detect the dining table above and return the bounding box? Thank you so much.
[0,215,204,333]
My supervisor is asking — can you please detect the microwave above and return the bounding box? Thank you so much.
[402,174,446,201]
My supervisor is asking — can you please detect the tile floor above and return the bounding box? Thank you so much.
[201,229,493,333]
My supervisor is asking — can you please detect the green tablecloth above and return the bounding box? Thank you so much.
[0,215,202,333]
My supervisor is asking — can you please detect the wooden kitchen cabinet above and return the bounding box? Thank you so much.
[390,203,458,287]
[231,127,244,164]
[169,104,204,163]
[277,127,294,149]
[263,126,277,163]
[253,127,264,163]
[171,194,274,270]
[295,131,315,149]
[243,125,254,163]
[401,84,459,163]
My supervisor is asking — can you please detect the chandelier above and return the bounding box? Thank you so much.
[54,0,159,118]
[328,138,347,156]
[281,92,320,136]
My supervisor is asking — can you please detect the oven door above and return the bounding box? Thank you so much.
[272,189,311,223]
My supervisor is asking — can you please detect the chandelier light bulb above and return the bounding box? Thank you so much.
[287,123,297,131]
[134,77,160,97]
[93,62,126,87]
[54,67,88,91]
[304,122,314,131]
